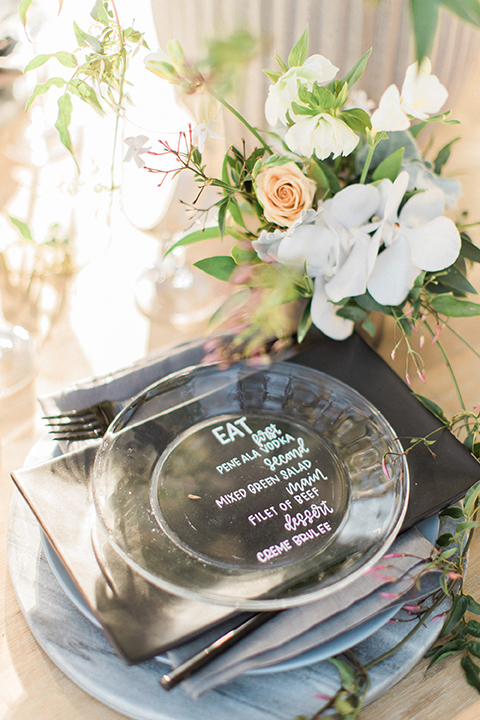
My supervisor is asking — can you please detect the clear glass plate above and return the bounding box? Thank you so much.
[92,361,409,610]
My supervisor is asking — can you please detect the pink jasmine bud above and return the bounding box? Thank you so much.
[419,335,425,348]
[391,349,396,361]
[431,324,444,344]
[380,591,400,599]
[431,612,447,622]
[404,306,414,316]
[411,323,418,333]
[406,373,412,387]
[403,605,421,612]
[382,457,391,479]
[417,369,426,383]
[314,694,331,701]
[383,552,404,559]
[447,571,462,581]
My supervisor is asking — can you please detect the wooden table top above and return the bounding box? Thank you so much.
[2,26,480,720]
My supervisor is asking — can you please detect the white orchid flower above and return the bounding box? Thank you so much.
[264,184,381,339]
[367,171,461,306]
[265,54,339,127]
[193,120,223,153]
[401,58,448,120]
[285,113,359,160]
[123,135,151,168]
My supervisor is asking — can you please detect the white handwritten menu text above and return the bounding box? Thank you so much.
[153,414,350,568]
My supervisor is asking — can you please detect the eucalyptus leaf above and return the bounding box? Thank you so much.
[431,294,480,317]
[194,256,236,281]
[73,21,102,53]
[164,226,221,257]
[69,79,104,113]
[24,54,53,73]
[434,137,461,175]
[55,94,78,169]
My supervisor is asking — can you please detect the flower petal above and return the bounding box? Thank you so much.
[399,186,444,227]
[329,183,380,229]
[371,85,410,132]
[311,277,354,340]
[277,224,335,273]
[367,234,420,306]
[406,216,461,271]
[325,232,379,302]
[400,58,448,120]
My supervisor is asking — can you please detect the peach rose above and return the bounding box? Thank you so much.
[255,162,317,227]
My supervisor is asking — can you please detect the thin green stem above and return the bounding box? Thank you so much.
[445,321,480,361]
[364,587,449,670]
[424,320,466,412]
[208,87,272,154]
[109,0,126,191]
[360,142,375,184]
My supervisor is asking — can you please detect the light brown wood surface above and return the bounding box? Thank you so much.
[2,26,480,720]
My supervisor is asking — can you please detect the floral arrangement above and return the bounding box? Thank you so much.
[137,29,480,376]
[21,4,480,716]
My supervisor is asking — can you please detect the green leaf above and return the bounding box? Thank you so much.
[231,245,256,264]
[90,0,110,25]
[436,532,455,547]
[461,234,480,263]
[263,69,282,84]
[336,304,367,322]
[55,94,78,168]
[164,226,222,257]
[311,84,335,111]
[24,54,53,73]
[8,216,33,241]
[288,27,309,68]
[274,52,288,74]
[466,595,480,615]
[355,292,390,313]
[54,51,78,68]
[361,317,376,337]
[427,638,466,667]
[439,506,465,519]
[314,158,341,194]
[409,0,440,61]
[372,147,405,182]
[466,620,480,638]
[339,108,371,133]
[228,197,247,229]
[438,0,480,26]
[339,48,372,89]
[434,137,461,175]
[439,265,478,295]
[440,593,468,637]
[461,655,480,693]
[18,0,33,26]
[431,293,480,317]
[411,394,450,424]
[297,300,312,343]
[456,520,480,532]
[193,256,236,281]
[464,481,480,517]
[26,77,66,112]
[73,21,102,53]
[329,657,355,691]
[469,640,480,659]
[69,79,104,113]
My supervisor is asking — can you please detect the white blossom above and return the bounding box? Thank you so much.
[401,58,448,119]
[265,55,339,127]
[193,120,223,153]
[123,135,151,168]
[285,113,359,160]
[371,85,410,132]
[367,171,461,306]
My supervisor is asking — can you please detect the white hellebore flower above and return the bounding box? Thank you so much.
[265,54,339,127]
[193,120,223,153]
[367,171,461,306]
[257,184,381,339]
[371,58,448,132]
[285,113,359,160]
[124,135,151,168]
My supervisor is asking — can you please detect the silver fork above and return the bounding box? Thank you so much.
[42,400,124,441]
